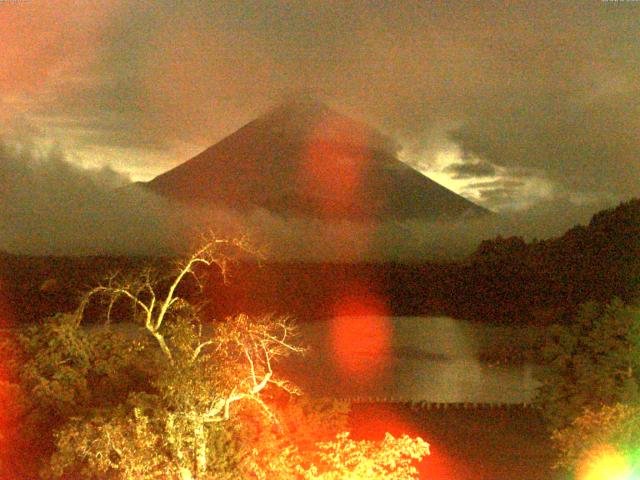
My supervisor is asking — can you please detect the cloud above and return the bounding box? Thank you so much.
[0,141,185,255]
[1,1,638,206]
[460,178,530,211]
[450,89,640,200]
[444,160,497,180]
[466,179,526,191]
[0,139,620,260]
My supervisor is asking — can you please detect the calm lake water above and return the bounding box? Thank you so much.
[77,315,542,404]
[281,316,541,404]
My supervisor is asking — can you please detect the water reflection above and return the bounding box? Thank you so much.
[283,316,541,404]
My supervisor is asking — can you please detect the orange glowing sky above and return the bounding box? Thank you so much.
[1,0,639,211]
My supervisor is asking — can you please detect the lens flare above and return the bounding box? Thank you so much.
[329,287,391,384]
[0,279,20,477]
[300,112,372,219]
[578,445,636,480]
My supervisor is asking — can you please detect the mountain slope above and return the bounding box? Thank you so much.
[144,100,488,221]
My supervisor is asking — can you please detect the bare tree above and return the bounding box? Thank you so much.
[19,235,429,480]
[26,236,303,479]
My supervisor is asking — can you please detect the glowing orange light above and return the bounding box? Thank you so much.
[329,287,391,383]
[299,114,372,219]
[352,403,417,438]
[0,283,19,477]
[351,403,462,479]
[578,445,636,480]
[0,1,115,95]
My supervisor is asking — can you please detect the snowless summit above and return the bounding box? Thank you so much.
[144,100,488,221]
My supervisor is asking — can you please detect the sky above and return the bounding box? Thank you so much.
[2,0,639,209]
[0,1,639,257]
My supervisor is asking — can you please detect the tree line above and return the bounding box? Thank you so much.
[4,198,637,326]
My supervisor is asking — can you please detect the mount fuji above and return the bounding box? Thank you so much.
[142,100,488,221]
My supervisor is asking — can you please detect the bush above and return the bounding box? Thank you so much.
[552,403,640,476]
[15,237,430,479]
[536,299,640,431]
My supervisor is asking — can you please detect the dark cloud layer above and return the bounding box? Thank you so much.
[0,143,182,255]
[450,89,640,199]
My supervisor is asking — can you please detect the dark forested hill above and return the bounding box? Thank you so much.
[464,198,640,322]
[1,199,637,326]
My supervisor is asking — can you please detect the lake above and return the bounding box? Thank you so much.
[281,316,541,404]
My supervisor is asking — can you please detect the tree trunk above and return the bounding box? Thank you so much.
[194,421,208,478]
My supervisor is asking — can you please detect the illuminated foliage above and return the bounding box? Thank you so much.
[237,397,352,478]
[16,237,430,479]
[237,396,429,480]
[536,299,640,431]
[294,432,429,480]
[18,238,303,479]
[552,403,640,478]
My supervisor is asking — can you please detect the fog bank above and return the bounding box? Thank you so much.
[0,143,619,260]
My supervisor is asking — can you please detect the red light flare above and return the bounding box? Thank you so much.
[0,279,21,477]
[298,113,372,220]
[351,403,464,480]
[0,276,17,377]
[352,402,420,439]
[329,284,392,385]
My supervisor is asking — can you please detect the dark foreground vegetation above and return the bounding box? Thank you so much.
[1,199,639,327]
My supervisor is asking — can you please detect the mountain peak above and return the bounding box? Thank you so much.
[257,98,393,155]
[271,96,330,117]
[254,98,333,136]
[144,103,489,221]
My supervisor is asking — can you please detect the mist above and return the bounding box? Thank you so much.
[188,199,610,261]
[0,142,183,256]
[0,142,617,260]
